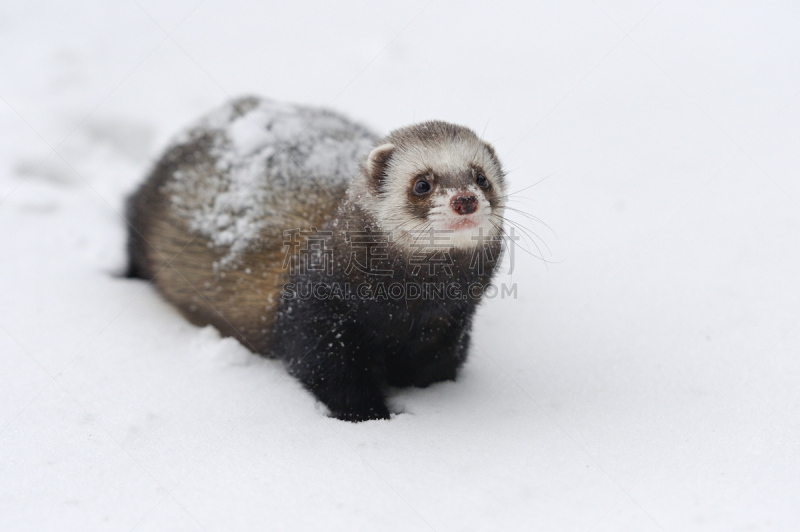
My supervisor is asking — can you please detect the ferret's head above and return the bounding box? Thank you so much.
[354,121,506,250]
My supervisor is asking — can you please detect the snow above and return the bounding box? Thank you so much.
[1,1,799,531]
[166,97,378,267]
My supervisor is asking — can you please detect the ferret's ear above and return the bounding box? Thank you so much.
[365,143,395,187]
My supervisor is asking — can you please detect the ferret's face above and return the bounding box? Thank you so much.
[361,124,507,250]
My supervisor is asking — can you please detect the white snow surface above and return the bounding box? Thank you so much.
[2,2,800,531]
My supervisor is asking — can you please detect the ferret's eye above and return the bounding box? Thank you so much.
[413,179,431,195]
[476,172,489,188]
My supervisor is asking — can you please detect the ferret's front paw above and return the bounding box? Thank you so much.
[331,403,391,422]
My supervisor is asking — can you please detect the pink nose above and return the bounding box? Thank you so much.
[450,194,478,215]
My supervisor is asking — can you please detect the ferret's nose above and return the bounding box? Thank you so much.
[450,194,478,215]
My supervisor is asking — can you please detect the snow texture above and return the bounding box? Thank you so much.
[2,1,800,531]
[166,97,378,267]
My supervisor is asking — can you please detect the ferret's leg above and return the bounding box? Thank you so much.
[280,310,390,422]
[294,352,390,422]
[386,328,471,388]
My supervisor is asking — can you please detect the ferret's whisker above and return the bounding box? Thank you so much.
[498,171,557,200]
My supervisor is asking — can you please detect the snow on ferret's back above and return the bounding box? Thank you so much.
[165,97,379,268]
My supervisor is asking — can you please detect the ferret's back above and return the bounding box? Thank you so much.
[125,97,379,354]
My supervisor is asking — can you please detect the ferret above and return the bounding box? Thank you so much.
[126,96,507,421]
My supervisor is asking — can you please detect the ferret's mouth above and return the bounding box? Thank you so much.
[406,213,494,249]
[442,215,481,232]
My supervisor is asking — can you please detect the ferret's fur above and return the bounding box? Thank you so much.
[126,96,507,421]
